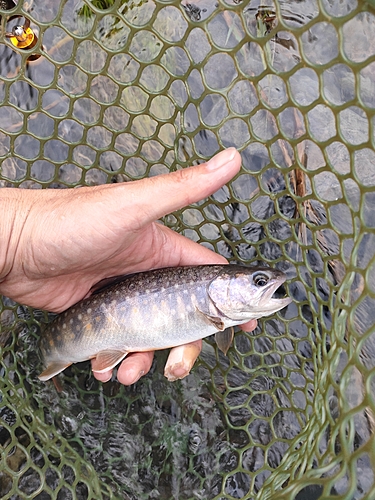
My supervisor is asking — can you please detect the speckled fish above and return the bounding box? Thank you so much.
[38,265,291,381]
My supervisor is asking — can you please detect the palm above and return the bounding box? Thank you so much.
[22,225,160,312]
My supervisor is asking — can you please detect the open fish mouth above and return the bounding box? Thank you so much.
[266,295,292,312]
[259,277,292,313]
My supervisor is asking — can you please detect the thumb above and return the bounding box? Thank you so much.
[122,148,241,223]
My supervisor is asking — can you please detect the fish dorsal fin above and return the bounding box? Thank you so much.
[195,307,225,331]
[91,350,128,373]
[215,327,235,356]
[38,361,72,381]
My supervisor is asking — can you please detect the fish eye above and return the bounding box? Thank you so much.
[253,272,269,287]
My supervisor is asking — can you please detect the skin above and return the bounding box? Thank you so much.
[0,148,257,384]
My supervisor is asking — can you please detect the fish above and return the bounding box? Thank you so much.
[38,264,292,381]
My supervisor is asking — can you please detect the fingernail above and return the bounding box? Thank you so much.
[102,372,112,383]
[172,364,191,379]
[206,147,237,171]
[134,370,145,383]
[164,363,191,382]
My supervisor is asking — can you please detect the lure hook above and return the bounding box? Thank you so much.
[5,16,37,49]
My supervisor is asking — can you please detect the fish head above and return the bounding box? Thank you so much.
[208,266,292,321]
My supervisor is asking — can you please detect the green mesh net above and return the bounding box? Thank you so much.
[1,0,375,498]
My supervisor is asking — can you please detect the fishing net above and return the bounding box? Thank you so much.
[1,0,375,498]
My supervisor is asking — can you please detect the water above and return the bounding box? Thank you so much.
[1,0,375,498]
[8,307,314,498]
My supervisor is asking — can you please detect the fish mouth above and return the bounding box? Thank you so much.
[258,277,292,313]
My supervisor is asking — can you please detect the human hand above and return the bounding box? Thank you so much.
[0,148,257,383]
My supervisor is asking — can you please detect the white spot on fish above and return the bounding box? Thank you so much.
[161,287,165,292]
[174,284,179,289]
[87,308,92,314]
[72,309,76,314]
[171,309,176,315]
[78,314,82,320]
[183,290,188,294]
[145,290,150,294]
[116,290,120,295]
[70,319,74,325]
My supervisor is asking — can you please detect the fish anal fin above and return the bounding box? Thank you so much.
[215,327,234,356]
[91,350,128,373]
[38,362,72,381]
[196,307,225,331]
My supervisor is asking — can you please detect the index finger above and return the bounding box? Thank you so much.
[241,320,258,332]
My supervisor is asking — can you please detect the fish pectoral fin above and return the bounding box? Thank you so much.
[91,350,128,373]
[215,327,235,356]
[195,307,225,331]
[38,361,72,381]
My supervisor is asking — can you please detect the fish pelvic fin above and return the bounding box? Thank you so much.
[39,361,72,381]
[91,350,128,373]
[215,327,235,356]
